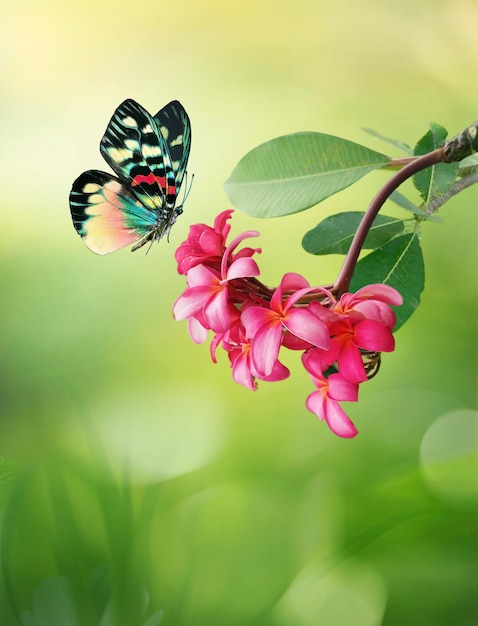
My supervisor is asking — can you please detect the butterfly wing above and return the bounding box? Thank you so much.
[99,99,177,212]
[69,170,158,255]
[154,100,191,191]
[70,99,191,254]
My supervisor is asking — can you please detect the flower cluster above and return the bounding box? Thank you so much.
[173,210,403,438]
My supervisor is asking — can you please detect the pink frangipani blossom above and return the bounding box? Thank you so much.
[174,210,404,439]
[222,322,290,390]
[302,349,359,438]
[242,273,330,377]
[173,231,260,333]
[326,316,395,384]
[333,283,403,329]
[175,209,235,275]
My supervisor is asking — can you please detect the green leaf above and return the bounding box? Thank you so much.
[389,190,423,214]
[362,128,413,155]
[458,153,478,177]
[224,132,391,218]
[388,191,441,221]
[413,123,459,205]
[350,233,424,330]
[302,212,404,255]
[414,122,448,156]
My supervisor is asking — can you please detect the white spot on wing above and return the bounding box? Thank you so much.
[170,135,183,147]
[142,144,161,157]
[123,116,137,128]
[108,147,133,162]
[159,124,169,140]
[83,182,101,193]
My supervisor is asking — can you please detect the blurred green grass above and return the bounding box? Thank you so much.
[1,0,477,624]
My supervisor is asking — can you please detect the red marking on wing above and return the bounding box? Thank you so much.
[132,172,167,188]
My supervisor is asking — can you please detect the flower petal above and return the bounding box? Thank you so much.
[250,322,283,376]
[308,301,342,325]
[225,256,261,281]
[302,348,329,379]
[198,229,224,255]
[213,209,234,236]
[242,306,277,338]
[327,373,359,402]
[280,272,311,291]
[231,352,257,390]
[188,316,209,344]
[305,389,327,421]
[203,287,236,333]
[253,358,290,382]
[354,319,395,352]
[353,283,403,306]
[322,399,359,438]
[353,300,396,330]
[336,340,367,383]
[186,263,220,287]
[282,308,330,349]
[172,286,212,321]
[269,273,311,313]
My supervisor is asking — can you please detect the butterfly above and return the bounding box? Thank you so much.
[69,99,191,255]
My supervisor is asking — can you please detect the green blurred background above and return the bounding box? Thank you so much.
[2,1,477,624]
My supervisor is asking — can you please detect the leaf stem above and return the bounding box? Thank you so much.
[426,171,478,214]
[333,148,444,294]
[383,156,417,169]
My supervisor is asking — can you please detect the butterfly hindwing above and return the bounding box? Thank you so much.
[69,170,158,255]
[70,99,191,255]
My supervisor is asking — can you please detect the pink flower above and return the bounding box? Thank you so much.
[174,210,405,440]
[327,317,395,383]
[173,231,261,334]
[242,273,330,377]
[308,283,402,383]
[175,209,262,276]
[302,349,359,438]
[175,209,234,275]
[333,283,402,329]
[222,322,290,390]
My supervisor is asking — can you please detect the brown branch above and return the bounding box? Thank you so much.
[333,148,445,294]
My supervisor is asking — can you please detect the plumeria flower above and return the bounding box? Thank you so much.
[302,349,359,438]
[326,316,394,383]
[175,209,262,276]
[309,283,402,383]
[221,321,290,390]
[174,210,404,439]
[333,283,403,329]
[242,273,330,377]
[173,230,261,334]
[175,209,234,275]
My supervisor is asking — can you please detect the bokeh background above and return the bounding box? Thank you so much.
[2,1,477,624]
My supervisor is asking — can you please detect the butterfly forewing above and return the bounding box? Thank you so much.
[154,100,191,190]
[100,99,176,212]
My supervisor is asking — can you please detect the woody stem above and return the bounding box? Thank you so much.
[333,148,444,294]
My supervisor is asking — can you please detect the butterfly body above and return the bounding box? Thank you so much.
[70,99,191,254]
